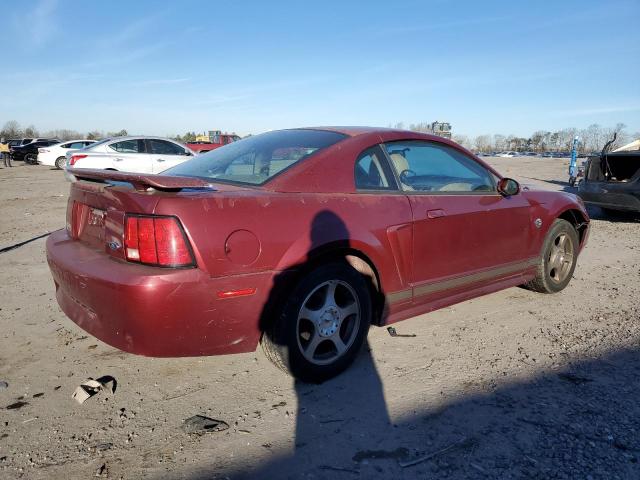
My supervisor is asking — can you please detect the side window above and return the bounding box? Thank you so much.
[354,147,395,190]
[60,142,72,148]
[68,142,86,149]
[385,141,495,193]
[149,139,186,155]
[109,140,141,153]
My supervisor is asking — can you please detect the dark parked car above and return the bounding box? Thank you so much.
[46,127,590,382]
[10,139,60,163]
[578,151,640,214]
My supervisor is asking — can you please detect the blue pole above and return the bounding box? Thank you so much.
[569,136,579,178]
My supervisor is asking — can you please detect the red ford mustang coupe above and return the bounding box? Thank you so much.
[47,127,589,382]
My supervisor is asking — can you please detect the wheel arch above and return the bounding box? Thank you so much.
[302,244,385,326]
[557,208,589,246]
[263,243,386,332]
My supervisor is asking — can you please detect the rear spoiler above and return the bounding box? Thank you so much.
[68,168,215,192]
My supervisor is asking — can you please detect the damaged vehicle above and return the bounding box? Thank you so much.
[46,127,589,382]
[578,148,640,214]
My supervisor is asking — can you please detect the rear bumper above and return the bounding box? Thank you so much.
[578,181,640,213]
[46,229,273,357]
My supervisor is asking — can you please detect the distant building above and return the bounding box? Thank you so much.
[429,121,452,139]
[195,130,224,143]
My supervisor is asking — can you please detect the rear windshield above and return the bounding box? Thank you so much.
[164,129,347,185]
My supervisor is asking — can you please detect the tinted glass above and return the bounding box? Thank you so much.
[355,147,394,190]
[165,129,347,185]
[68,142,87,149]
[385,141,495,192]
[110,140,141,153]
[148,139,186,155]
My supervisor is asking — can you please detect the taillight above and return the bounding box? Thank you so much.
[124,215,195,267]
[69,154,87,166]
[39,148,49,153]
[66,201,82,238]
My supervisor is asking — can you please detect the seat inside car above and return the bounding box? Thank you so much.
[390,153,415,191]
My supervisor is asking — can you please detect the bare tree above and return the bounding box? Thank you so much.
[474,134,492,153]
[452,134,471,150]
[24,125,39,137]
[1,120,23,139]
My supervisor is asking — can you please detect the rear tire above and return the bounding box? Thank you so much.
[25,153,37,165]
[261,262,371,383]
[55,157,66,169]
[525,219,579,293]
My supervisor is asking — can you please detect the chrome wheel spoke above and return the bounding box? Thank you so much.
[304,331,322,359]
[299,306,320,322]
[339,302,358,320]
[557,234,567,249]
[322,281,337,309]
[330,335,347,356]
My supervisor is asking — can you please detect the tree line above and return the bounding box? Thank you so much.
[3,119,638,154]
[393,122,637,154]
[0,120,130,142]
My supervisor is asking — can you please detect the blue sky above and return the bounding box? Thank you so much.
[1,0,639,137]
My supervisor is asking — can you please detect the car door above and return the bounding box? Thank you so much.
[107,139,151,173]
[147,139,192,173]
[383,140,533,303]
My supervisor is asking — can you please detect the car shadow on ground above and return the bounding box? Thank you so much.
[175,343,640,480]
[163,209,640,480]
[586,206,640,223]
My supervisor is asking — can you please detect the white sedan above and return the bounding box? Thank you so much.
[38,140,97,169]
[496,151,518,158]
[66,136,195,173]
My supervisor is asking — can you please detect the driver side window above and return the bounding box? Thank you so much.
[385,141,495,193]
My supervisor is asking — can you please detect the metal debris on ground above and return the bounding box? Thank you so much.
[182,415,229,434]
[6,400,29,410]
[399,436,471,468]
[95,463,107,477]
[387,326,417,338]
[72,376,117,405]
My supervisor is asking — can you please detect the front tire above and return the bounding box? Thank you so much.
[261,262,371,383]
[525,219,579,293]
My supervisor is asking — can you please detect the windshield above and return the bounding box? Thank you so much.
[164,129,347,185]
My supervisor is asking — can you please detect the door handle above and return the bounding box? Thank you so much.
[156,158,165,162]
[427,209,446,219]
[114,158,123,162]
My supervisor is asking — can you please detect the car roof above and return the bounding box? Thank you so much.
[303,126,403,137]
[105,136,183,142]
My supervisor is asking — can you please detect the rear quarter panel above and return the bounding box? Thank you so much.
[153,191,414,297]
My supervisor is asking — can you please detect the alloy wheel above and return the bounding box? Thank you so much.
[547,232,574,283]
[296,280,360,366]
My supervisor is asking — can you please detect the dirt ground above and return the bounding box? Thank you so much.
[1,157,639,480]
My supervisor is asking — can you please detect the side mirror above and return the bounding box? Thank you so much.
[497,177,520,196]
